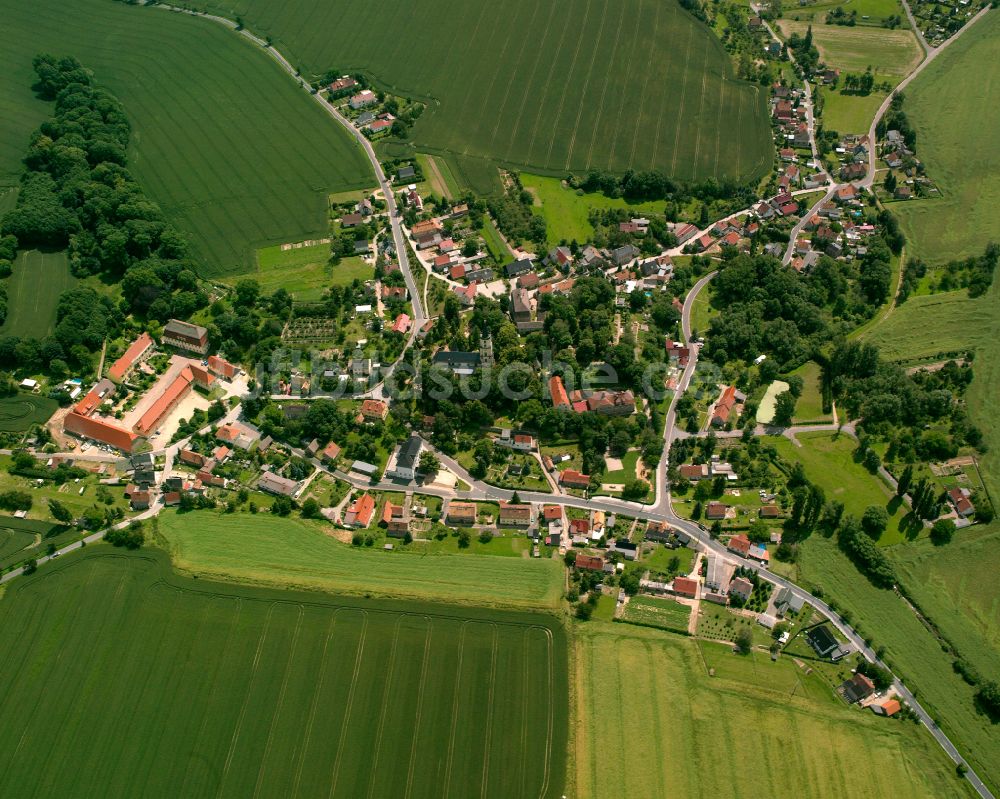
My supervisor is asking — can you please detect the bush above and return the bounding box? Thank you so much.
[930,518,955,546]
[105,523,143,550]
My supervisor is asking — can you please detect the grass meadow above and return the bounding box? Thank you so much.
[620,595,691,633]
[156,509,565,609]
[227,244,372,299]
[0,549,567,798]
[0,0,373,278]
[196,0,773,183]
[892,11,1000,263]
[521,173,665,246]
[0,250,74,339]
[783,0,907,25]
[779,21,922,79]
[819,87,888,135]
[789,361,832,423]
[571,622,971,798]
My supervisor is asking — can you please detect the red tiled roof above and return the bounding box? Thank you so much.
[135,367,195,436]
[347,494,376,527]
[560,469,590,488]
[549,376,570,409]
[575,554,605,571]
[727,533,751,555]
[207,354,237,378]
[64,412,138,453]
[107,333,153,382]
[672,577,698,597]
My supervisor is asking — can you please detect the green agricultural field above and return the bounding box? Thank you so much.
[0,393,58,433]
[195,0,773,183]
[0,515,68,571]
[156,509,564,609]
[783,0,907,25]
[0,250,74,339]
[229,244,372,299]
[819,87,888,134]
[521,173,665,246]
[892,11,1000,262]
[620,595,691,633]
[0,0,373,278]
[0,549,567,798]
[779,21,922,79]
[571,622,971,798]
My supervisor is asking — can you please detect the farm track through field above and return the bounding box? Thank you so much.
[563,0,615,171]
[442,621,469,799]
[403,618,433,799]
[603,7,645,170]
[543,0,593,166]
[626,1,660,170]
[669,24,696,176]
[327,610,370,799]
[488,0,543,154]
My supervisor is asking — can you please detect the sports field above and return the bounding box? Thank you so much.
[572,622,971,798]
[196,0,773,183]
[0,250,74,339]
[521,173,665,246]
[0,549,567,798]
[779,21,922,79]
[156,510,565,609]
[0,394,58,433]
[0,0,373,277]
[892,10,1000,263]
[229,245,372,299]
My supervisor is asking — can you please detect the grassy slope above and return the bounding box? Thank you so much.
[155,509,564,609]
[775,433,1000,794]
[195,0,772,183]
[0,250,74,339]
[892,10,1000,263]
[0,548,567,798]
[572,622,971,798]
[225,245,372,300]
[820,88,888,135]
[0,0,372,277]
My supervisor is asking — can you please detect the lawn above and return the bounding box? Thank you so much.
[892,10,1000,263]
[0,547,567,798]
[226,244,372,299]
[688,284,718,337]
[779,21,922,79]
[195,0,773,183]
[0,0,373,278]
[155,509,564,609]
[769,432,910,545]
[0,250,75,339]
[571,622,972,798]
[819,87,888,135]
[0,393,58,433]
[789,361,832,423]
[520,173,665,246]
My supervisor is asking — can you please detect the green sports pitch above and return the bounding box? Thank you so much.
[196,0,773,185]
[0,0,373,278]
[0,549,568,798]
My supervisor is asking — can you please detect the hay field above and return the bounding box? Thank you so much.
[0,250,75,339]
[778,21,923,78]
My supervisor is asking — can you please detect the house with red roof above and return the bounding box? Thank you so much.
[549,375,571,410]
[711,385,739,427]
[345,493,376,527]
[560,469,591,490]
[575,553,605,572]
[727,533,751,555]
[107,332,154,382]
[671,576,699,599]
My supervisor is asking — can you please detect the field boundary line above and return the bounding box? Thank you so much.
[219,603,276,790]
[327,610,370,799]
[519,628,530,798]
[563,0,615,171]
[442,620,469,799]
[503,0,559,163]
[537,626,556,799]
[711,75,726,177]
[479,624,501,798]
[582,0,627,169]
[689,43,712,177]
[519,0,575,167]
[641,641,670,797]
[542,0,594,165]
[662,22,694,174]
[487,0,543,154]
[604,7,645,170]
[365,615,404,799]
[669,18,695,175]
[404,616,433,799]
[626,1,661,170]
[253,604,305,799]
